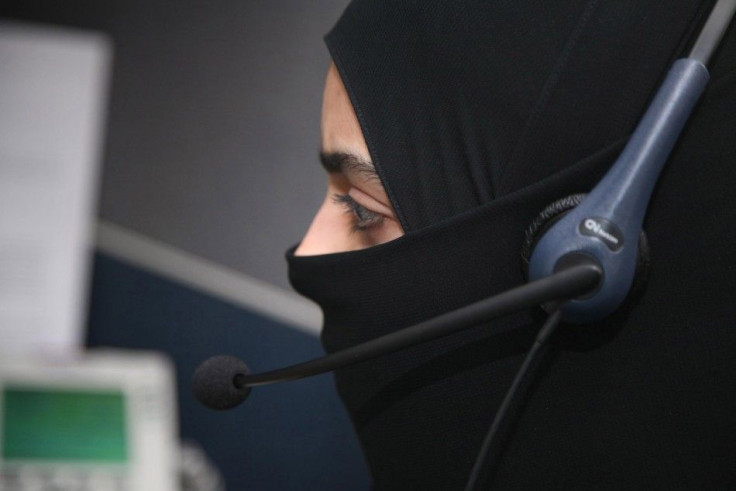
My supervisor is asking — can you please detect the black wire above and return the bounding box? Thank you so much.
[464,308,564,491]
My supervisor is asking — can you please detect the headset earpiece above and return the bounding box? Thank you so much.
[521,194,651,316]
[521,194,586,279]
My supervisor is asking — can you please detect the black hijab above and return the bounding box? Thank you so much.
[288,1,736,489]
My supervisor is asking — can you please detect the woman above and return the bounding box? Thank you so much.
[288,1,736,488]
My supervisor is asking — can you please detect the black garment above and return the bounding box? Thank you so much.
[288,1,736,489]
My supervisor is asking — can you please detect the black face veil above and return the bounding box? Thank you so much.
[288,0,736,489]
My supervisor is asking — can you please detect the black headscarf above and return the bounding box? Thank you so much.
[288,1,736,489]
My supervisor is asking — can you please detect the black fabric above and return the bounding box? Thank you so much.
[324,0,714,231]
[287,1,736,489]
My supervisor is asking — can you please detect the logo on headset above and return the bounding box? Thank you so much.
[579,217,624,251]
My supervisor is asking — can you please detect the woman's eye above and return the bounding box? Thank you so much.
[332,193,385,232]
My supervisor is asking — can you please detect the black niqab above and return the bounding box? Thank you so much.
[288,1,736,489]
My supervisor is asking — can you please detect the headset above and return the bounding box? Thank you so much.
[193,1,736,489]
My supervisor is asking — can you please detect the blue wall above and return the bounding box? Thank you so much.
[86,253,370,490]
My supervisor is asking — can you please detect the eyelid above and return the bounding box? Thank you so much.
[347,186,396,219]
[332,193,385,231]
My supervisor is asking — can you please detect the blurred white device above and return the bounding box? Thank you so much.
[0,351,178,491]
[0,22,110,356]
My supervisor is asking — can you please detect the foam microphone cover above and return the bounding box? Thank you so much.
[192,355,252,410]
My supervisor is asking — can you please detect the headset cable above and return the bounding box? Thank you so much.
[465,307,563,491]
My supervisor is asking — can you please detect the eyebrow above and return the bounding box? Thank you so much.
[319,151,380,181]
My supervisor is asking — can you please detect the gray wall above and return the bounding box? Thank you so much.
[3,0,349,290]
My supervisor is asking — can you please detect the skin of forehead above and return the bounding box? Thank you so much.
[321,63,372,163]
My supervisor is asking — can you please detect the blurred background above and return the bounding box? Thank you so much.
[0,1,370,489]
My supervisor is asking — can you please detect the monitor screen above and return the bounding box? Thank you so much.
[2,386,128,463]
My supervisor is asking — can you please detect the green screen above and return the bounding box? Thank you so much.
[2,386,128,463]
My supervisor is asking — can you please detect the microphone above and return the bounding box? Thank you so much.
[192,355,252,410]
[194,0,736,412]
[193,257,602,410]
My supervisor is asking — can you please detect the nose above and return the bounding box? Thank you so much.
[294,192,351,256]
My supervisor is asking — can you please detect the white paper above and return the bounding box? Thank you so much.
[0,23,111,356]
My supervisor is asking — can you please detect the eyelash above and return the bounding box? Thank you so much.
[332,193,385,232]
